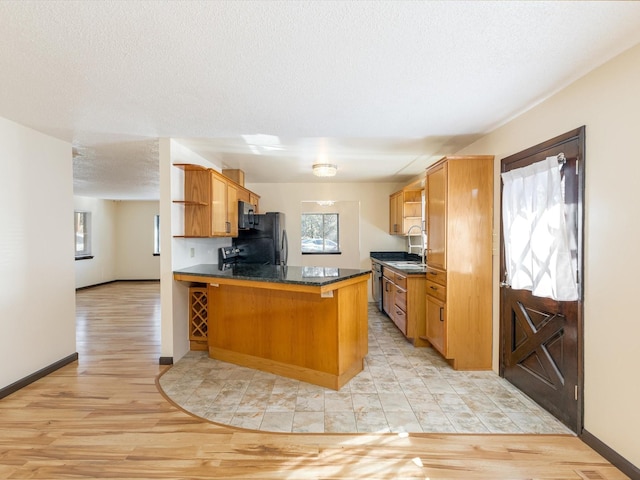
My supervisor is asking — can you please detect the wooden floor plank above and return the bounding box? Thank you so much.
[0,281,629,479]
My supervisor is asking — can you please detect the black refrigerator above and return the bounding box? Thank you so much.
[232,212,288,266]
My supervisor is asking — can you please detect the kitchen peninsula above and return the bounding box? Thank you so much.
[173,264,371,390]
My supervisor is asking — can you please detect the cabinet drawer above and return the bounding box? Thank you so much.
[394,273,407,290]
[426,267,446,286]
[395,288,407,311]
[393,306,407,335]
[426,280,446,302]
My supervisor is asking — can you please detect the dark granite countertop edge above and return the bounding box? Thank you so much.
[369,251,427,275]
[173,265,371,287]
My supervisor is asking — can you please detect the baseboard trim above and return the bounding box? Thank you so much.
[0,352,79,400]
[581,429,639,479]
[159,357,174,365]
[76,279,160,291]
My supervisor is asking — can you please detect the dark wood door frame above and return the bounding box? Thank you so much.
[499,126,585,434]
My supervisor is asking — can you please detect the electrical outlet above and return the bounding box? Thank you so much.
[190,247,195,258]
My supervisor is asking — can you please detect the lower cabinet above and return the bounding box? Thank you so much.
[425,294,446,355]
[382,276,395,322]
[382,266,427,346]
[424,263,491,370]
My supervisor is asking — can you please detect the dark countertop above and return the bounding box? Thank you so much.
[370,251,422,262]
[173,263,371,287]
[370,251,427,275]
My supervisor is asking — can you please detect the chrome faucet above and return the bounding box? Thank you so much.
[407,224,426,265]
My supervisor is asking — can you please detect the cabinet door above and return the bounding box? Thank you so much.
[211,174,228,236]
[226,182,239,237]
[426,162,447,269]
[426,295,446,356]
[389,192,402,234]
[249,193,260,213]
[382,276,394,316]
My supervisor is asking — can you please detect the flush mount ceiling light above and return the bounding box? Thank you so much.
[312,163,337,177]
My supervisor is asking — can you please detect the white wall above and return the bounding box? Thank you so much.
[0,116,76,389]
[74,197,118,288]
[160,139,231,364]
[115,201,160,280]
[457,42,640,467]
[74,198,160,288]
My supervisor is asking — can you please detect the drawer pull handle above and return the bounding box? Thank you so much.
[440,307,444,322]
[430,286,438,291]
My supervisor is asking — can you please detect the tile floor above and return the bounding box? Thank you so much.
[159,304,573,435]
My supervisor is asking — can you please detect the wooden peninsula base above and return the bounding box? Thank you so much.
[208,278,367,390]
[174,264,371,391]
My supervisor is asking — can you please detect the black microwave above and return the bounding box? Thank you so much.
[238,201,258,229]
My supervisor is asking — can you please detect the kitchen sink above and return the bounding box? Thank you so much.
[385,261,427,268]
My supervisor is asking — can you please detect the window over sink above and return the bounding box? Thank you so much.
[301,212,340,254]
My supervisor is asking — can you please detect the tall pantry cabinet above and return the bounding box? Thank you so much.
[424,155,494,370]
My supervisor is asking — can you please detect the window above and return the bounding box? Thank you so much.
[301,213,340,254]
[74,211,92,260]
[153,214,160,255]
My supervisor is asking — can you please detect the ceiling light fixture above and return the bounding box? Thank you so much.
[312,163,337,177]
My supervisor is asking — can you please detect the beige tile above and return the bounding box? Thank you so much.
[378,392,413,412]
[433,393,473,414]
[162,305,571,435]
[230,411,264,430]
[384,410,423,433]
[295,391,324,412]
[477,412,523,433]
[292,411,324,433]
[446,411,490,433]
[260,411,294,432]
[266,391,297,412]
[461,393,500,413]
[355,411,390,433]
[351,393,383,413]
[325,411,357,433]
[414,410,456,433]
[324,391,353,412]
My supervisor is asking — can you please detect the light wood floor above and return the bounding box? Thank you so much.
[0,281,627,479]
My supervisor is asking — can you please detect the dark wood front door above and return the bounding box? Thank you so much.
[500,127,585,433]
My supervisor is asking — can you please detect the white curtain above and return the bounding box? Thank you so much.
[502,156,579,301]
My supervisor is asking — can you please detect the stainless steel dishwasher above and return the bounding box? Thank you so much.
[371,260,383,311]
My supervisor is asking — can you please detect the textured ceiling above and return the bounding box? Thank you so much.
[1,1,640,199]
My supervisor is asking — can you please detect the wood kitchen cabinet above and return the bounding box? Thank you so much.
[389,187,424,236]
[423,155,494,370]
[211,172,238,237]
[389,191,403,234]
[236,187,260,213]
[173,164,259,238]
[382,265,428,346]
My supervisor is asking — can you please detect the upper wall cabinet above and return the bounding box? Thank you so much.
[173,164,260,238]
[389,186,424,235]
